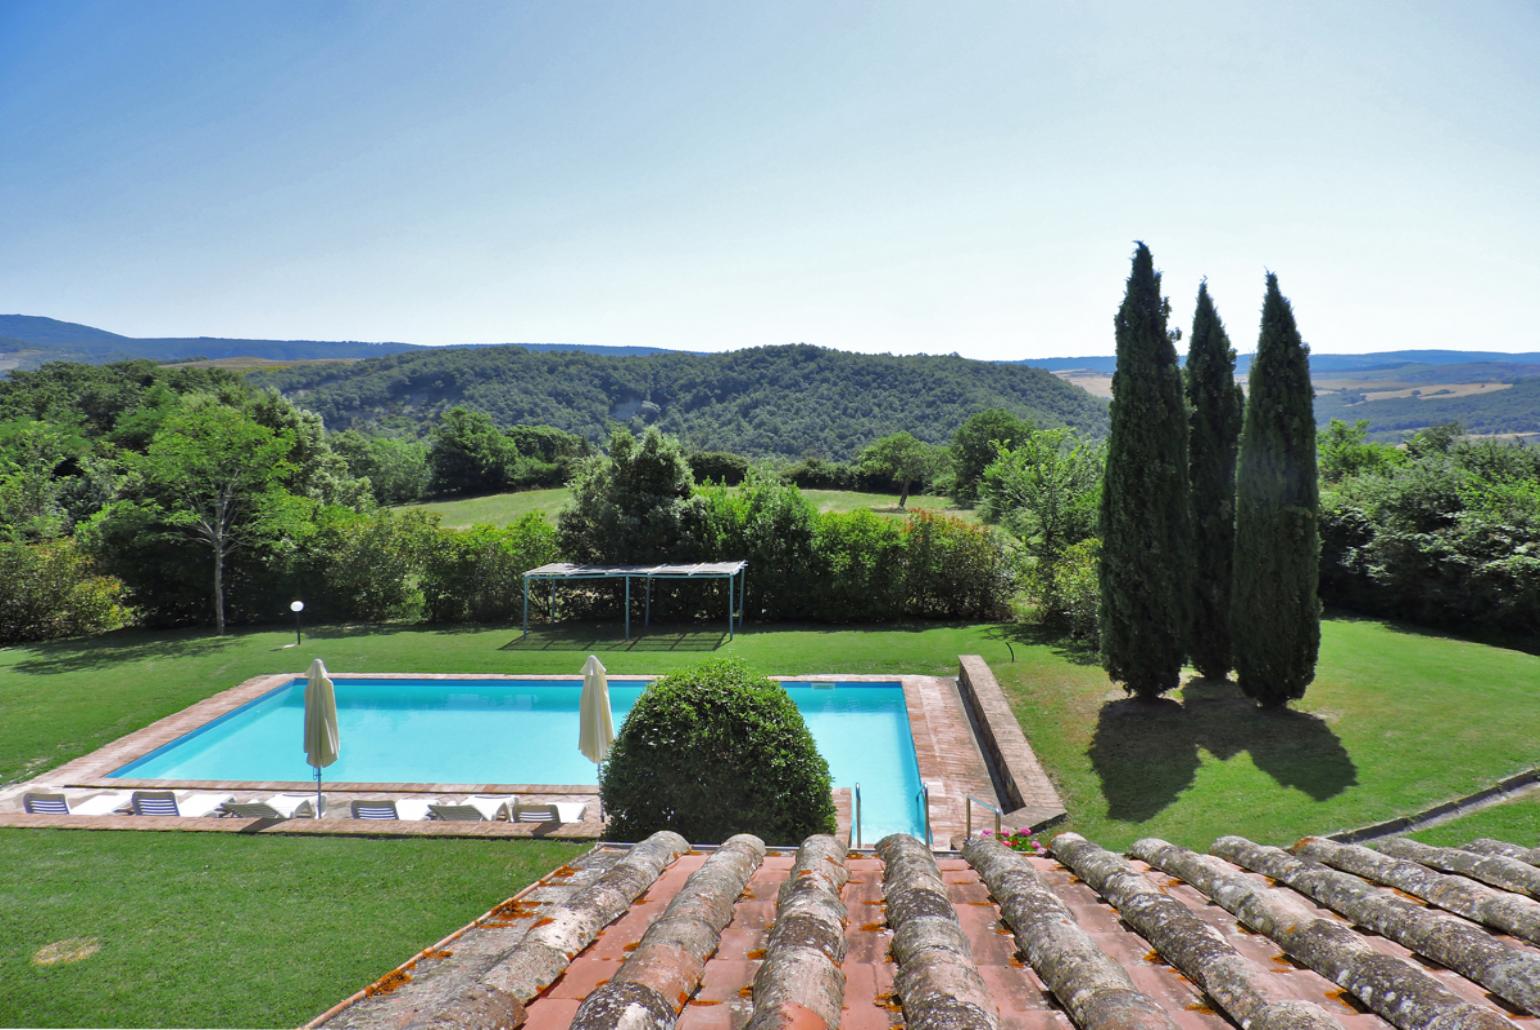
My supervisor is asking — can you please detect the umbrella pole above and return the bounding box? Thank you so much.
[315,767,322,819]
[595,762,603,823]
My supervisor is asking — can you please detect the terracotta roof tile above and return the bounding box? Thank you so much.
[319,830,1540,1030]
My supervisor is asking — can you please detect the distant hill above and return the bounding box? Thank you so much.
[1016,349,1540,375]
[0,314,685,371]
[250,343,1110,457]
[1020,349,1540,439]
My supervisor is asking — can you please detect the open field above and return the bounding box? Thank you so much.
[0,829,583,1028]
[399,487,972,528]
[398,486,570,527]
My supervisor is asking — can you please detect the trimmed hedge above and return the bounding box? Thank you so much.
[599,659,837,845]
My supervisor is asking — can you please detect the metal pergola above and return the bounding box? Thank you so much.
[521,561,748,640]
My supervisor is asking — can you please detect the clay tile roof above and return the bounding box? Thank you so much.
[316,830,1540,1030]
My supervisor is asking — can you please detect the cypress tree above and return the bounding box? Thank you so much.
[1098,243,1192,698]
[1184,282,1243,680]
[1232,273,1320,706]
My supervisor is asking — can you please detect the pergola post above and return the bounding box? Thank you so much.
[738,567,747,625]
[521,574,530,637]
[624,575,631,641]
[727,573,734,640]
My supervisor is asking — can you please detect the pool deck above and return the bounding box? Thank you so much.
[0,662,1063,848]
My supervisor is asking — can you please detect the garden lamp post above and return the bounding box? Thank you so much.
[291,600,304,647]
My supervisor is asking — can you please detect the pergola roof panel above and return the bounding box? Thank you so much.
[523,561,747,579]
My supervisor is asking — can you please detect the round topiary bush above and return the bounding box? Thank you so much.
[600,659,837,844]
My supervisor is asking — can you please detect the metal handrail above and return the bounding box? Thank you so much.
[853,783,862,849]
[964,795,1003,840]
[918,784,932,846]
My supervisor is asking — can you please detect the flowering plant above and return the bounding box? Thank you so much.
[982,825,1044,854]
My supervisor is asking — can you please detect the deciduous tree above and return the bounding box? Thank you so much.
[858,431,942,508]
[950,408,1033,506]
[136,402,298,634]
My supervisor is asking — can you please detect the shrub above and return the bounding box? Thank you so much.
[0,539,129,644]
[692,470,818,619]
[808,510,907,621]
[901,509,1013,619]
[687,450,750,485]
[282,507,438,623]
[781,457,859,490]
[600,659,836,844]
[422,512,561,623]
[1041,537,1101,643]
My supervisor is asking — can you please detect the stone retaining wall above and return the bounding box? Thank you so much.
[956,655,1065,831]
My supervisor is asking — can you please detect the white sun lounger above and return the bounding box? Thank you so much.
[22,791,131,816]
[130,790,235,817]
[222,793,318,819]
[428,795,511,821]
[510,801,587,823]
[349,798,432,821]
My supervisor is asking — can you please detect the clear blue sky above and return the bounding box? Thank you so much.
[2,1,1537,358]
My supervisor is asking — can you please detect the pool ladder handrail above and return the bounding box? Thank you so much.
[918,783,932,846]
[964,794,1004,840]
[853,782,862,849]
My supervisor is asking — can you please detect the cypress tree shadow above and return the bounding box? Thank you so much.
[1087,697,1201,822]
[1183,678,1358,801]
[1088,677,1357,822]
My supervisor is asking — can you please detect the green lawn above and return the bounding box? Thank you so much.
[995,617,1540,851]
[4,617,1539,1028]
[1408,796,1540,848]
[397,486,972,528]
[0,830,583,1028]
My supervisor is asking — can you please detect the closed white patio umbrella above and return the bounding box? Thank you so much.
[303,658,340,819]
[579,655,615,820]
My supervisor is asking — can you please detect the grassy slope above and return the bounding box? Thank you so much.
[1408,797,1540,848]
[995,617,1540,851]
[398,487,973,528]
[0,830,583,1028]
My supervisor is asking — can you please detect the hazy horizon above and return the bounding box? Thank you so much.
[3,1,1537,359]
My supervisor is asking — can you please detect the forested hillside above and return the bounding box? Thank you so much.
[251,343,1109,457]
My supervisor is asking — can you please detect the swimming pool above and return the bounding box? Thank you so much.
[109,677,927,840]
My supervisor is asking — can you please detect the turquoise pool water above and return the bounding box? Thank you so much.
[110,677,927,840]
